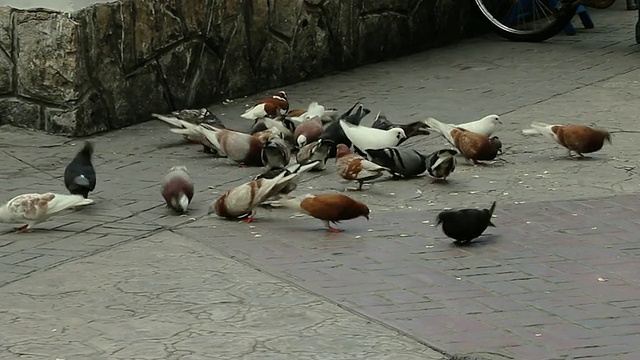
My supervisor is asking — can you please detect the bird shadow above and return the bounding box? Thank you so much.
[450,233,500,247]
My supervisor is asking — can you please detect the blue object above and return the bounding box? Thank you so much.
[564,5,594,36]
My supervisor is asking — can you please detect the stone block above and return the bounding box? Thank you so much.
[14,10,79,105]
[0,97,41,129]
[44,107,77,134]
[3,0,483,136]
[0,6,13,95]
[0,6,12,51]
[0,50,12,95]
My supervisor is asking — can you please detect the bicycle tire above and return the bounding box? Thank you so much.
[582,0,616,9]
[474,0,581,42]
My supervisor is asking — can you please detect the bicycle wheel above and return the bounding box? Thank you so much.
[474,0,581,42]
[582,0,616,9]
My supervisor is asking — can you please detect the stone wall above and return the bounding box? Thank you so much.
[0,0,485,136]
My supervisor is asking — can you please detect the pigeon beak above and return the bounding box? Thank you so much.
[489,221,496,227]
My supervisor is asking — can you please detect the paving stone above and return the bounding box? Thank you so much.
[0,6,638,360]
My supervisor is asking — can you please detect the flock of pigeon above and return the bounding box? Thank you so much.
[0,90,612,244]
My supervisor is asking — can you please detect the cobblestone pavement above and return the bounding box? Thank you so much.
[0,5,639,360]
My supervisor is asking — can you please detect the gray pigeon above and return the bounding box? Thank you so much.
[365,147,428,179]
[427,149,457,183]
[296,139,335,171]
[261,136,291,170]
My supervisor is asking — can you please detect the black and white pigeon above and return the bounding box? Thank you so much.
[426,149,457,183]
[318,101,370,158]
[296,139,335,171]
[64,141,97,199]
[371,112,430,145]
[339,120,406,155]
[261,136,292,170]
[436,201,497,245]
[365,147,428,179]
[254,160,321,204]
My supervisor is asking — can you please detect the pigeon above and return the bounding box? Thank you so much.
[522,122,611,159]
[449,128,502,165]
[196,123,271,167]
[296,139,335,171]
[423,115,502,146]
[339,120,406,155]
[254,161,321,203]
[339,101,371,125]
[294,114,323,148]
[365,147,428,179]
[211,170,298,223]
[161,165,194,214]
[371,112,430,145]
[261,136,292,171]
[336,143,389,190]
[286,104,339,124]
[274,193,370,232]
[436,201,497,245]
[318,102,370,157]
[64,141,97,199]
[426,149,458,183]
[152,109,224,154]
[241,91,289,121]
[0,193,94,233]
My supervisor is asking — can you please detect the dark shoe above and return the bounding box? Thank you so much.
[628,0,638,10]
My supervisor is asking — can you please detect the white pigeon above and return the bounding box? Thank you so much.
[0,193,95,233]
[339,120,406,152]
[211,170,298,222]
[287,102,326,123]
[423,114,502,145]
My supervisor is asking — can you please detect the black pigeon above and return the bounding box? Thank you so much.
[365,147,428,179]
[64,141,97,198]
[370,112,430,145]
[436,201,496,245]
[319,101,370,158]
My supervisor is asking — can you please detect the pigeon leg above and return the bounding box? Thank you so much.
[328,226,344,232]
[242,215,255,223]
[14,224,30,233]
[472,160,487,166]
[238,163,248,168]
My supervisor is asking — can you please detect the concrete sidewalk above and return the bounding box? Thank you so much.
[1,4,640,360]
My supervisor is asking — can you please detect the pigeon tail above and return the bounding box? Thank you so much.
[422,117,456,145]
[488,201,497,227]
[152,113,183,128]
[291,160,321,174]
[47,194,94,216]
[269,194,315,211]
[241,104,266,120]
[522,121,557,140]
[78,141,94,158]
[196,124,223,151]
[304,102,325,120]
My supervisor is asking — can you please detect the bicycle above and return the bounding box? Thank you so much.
[473,0,619,42]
